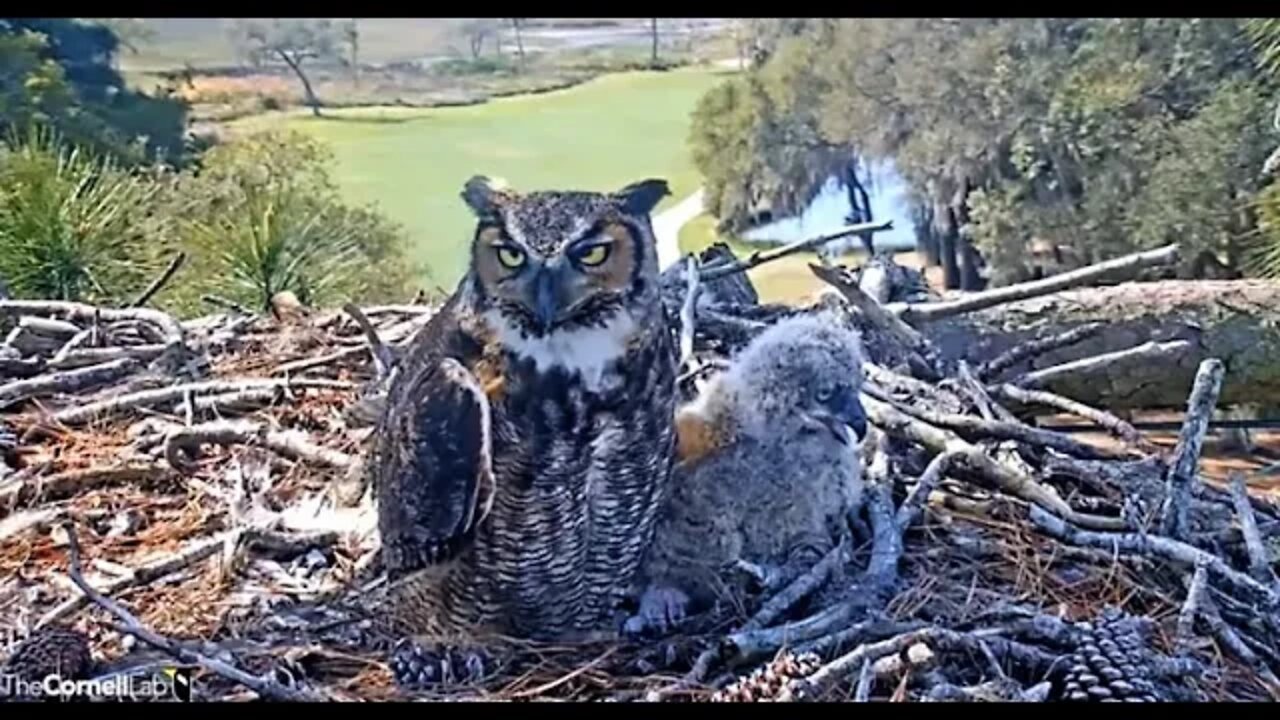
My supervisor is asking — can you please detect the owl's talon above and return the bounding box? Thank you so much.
[389,640,500,689]
[623,586,691,638]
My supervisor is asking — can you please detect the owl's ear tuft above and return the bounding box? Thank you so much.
[614,178,670,216]
[461,175,512,217]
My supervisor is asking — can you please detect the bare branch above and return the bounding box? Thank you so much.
[341,303,394,381]
[976,323,1104,381]
[1230,472,1276,585]
[1176,558,1209,652]
[810,262,941,380]
[0,300,184,349]
[992,383,1155,452]
[1161,358,1225,540]
[52,377,353,426]
[1011,340,1192,390]
[891,244,1180,325]
[1029,505,1278,607]
[163,419,354,472]
[129,252,186,308]
[698,220,893,281]
[58,522,327,701]
[678,256,700,368]
[863,396,1126,530]
[0,357,138,410]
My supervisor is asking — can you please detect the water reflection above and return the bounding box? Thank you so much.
[740,163,917,254]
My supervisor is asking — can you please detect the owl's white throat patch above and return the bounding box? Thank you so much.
[483,309,636,392]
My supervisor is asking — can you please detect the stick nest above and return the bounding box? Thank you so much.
[2,245,1279,702]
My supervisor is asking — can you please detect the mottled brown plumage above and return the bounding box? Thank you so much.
[366,176,679,686]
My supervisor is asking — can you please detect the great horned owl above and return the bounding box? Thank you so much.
[368,176,679,686]
[625,312,869,636]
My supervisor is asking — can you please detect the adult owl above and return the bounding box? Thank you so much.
[368,176,679,687]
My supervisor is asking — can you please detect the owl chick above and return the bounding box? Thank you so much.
[367,176,679,687]
[626,311,869,636]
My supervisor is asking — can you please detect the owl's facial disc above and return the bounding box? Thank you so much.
[474,220,637,333]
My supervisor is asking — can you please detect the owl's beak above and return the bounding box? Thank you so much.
[530,267,563,331]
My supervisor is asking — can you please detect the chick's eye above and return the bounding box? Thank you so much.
[575,244,611,267]
[495,245,525,269]
[816,386,834,402]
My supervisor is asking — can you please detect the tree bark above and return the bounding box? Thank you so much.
[922,280,1280,411]
[912,203,940,267]
[934,204,961,290]
[843,163,875,255]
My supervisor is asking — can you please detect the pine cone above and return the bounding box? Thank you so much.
[710,652,822,702]
[1060,608,1164,702]
[2,626,93,687]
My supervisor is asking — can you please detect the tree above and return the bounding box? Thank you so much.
[507,18,526,73]
[231,19,347,117]
[650,18,660,68]
[461,19,497,61]
[688,19,1275,289]
[0,18,189,167]
[1245,18,1280,279]
[345,19,359,88]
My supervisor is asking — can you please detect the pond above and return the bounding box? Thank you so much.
[741,161,918,254]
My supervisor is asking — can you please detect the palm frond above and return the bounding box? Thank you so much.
[1246,19,1280,79]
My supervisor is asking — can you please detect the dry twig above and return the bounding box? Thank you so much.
[698,220,893,281]
[890,244,1179,325]
[1011,340,1191,390]
[1161,359,1225,540]
[163,419,355,472]
[992,383,1154,452]
[975,323,1105,381]
[52,377,353,426]
[59,521,329,701]
[1229,472,1276,585]
[129,252,186,308]
[1029,506,1279,606]
[0,357,139,409]
[342,303,394,381]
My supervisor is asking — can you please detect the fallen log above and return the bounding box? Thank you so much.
[921,280,1280,410]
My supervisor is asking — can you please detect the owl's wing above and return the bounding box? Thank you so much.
[375,355,496,580]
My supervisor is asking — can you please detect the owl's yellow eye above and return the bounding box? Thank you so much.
[495,245,525,270]
[575,244,611,267]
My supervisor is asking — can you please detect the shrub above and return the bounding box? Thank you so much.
[0,125,165,302]
[167,130,414,313]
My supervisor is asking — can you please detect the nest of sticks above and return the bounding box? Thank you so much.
[1,239,1279,702]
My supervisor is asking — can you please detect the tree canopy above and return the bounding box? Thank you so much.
[0,18,190,166]
[689,19,1278,287]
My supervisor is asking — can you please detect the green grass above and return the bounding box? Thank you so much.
[230,68,728,286]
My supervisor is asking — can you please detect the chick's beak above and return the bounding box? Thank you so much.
[822,389,869,446]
